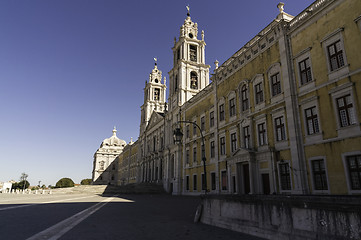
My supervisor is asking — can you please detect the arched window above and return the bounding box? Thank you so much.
[190,72,198,89]
[241,85,249,111]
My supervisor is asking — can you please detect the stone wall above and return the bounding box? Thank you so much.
[199,194,361,240]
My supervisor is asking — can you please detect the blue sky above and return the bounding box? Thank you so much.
[0,0,315,186]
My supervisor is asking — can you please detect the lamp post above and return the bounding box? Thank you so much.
[173,121,208,194]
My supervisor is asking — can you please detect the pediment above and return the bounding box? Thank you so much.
[145,111,165,131]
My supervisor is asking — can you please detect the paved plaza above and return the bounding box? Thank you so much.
[0,192,264,240]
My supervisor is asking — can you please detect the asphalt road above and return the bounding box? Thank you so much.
[0,193,264,240]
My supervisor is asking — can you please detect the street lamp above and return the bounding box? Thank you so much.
[173,121,208,193]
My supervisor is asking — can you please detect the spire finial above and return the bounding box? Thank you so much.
[277,2,285,13]
[186,5,190,16]
[154,57,157,66]
[112,126,117,136]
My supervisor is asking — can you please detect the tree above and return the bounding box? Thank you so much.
[80,179,92,185]
[12,180,30,190]
[20,172,28,182]
[55,178,75,188]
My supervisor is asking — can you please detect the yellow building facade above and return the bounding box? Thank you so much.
[115,0,361,195]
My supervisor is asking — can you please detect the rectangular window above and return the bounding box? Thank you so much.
[220,137,226,155]
[347,155,361,190]
[186,149,190,164]
[186,125,190,138]
[255,83,264,104]
[279,163,291,190]
[241,86,249,111]
[243,126,250,149]
[275,116,286,141]
[336,95,356,127]
[305,107,320,135]
[219,104,225,121]
[258,123,266,146]
[193,175,197,191]
[221,171,227,190]
[299,58,312,85]
[193,123,197,136]
[311,159,328,190]
[201,116,205,131]
[229,98,236,117]
[271,73,281,96]
[193,147,197,163]
[210,111,215,127]
[186,176,189,190]
[210,141,215,158]
[327,40,345,71]
[231,133,237,152]
[211,172,216,190]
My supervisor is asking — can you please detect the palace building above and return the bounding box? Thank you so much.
[93,0,361,195]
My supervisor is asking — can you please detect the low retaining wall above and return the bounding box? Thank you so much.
[199,194,361,240]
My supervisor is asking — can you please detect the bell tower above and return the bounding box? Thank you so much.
[140,59,167,134]
[168,6,210,111]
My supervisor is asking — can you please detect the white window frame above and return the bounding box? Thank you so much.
[230,128,238,153]
[240,119,252,150]
[277,160,292,193]
[300,96,323,145]
[219,131,226,160]
[227,91,237,122]
[294,48,315,93]
[342,151,361,194]
[272,108,288,149]
[252,74,265,111]
[321,28,349,81]
[329,83,360,139]
[209,107,215,130]
[218,98,226,126]
[267,63,283,104]
[239,81,250,115]
[309,156,330,194]
[255,114,268,150]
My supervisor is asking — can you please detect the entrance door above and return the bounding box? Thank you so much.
[243,164,250,194]
[262,173,270,194]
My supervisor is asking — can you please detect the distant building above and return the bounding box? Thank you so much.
[96,0,361,195]
[0,182,12,193]
[92,127,126,185]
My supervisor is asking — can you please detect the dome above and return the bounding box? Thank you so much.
[101,127,127,148]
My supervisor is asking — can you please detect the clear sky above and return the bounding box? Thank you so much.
[0,0,315,186]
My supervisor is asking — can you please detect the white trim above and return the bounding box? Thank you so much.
[321,28,349,81]
[300,96,323,145]
[329,84,360,138]
[308,156,330,194]
[272,110,288,149]
[255,115,268,150]
[294,48,315,93]
[277,160,293,193]
[342,151,361,194]
[267,63,284,104]
[252,74,265,111]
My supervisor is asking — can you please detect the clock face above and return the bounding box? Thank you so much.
[188,33,193,38]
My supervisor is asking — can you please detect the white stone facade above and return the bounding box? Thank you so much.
[92,127,126,185]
